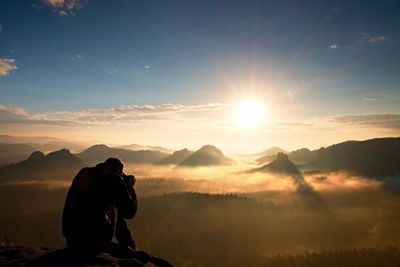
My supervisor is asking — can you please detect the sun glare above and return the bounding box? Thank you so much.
[235,100,266,128]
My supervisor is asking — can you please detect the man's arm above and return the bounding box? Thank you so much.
[112,174,138,219]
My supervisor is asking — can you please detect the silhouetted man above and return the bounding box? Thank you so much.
[62,158,145,259]
[62,158,174,267]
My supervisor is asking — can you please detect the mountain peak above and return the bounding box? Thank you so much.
[45,149,75,160]
[27,151,45,161]
[157,148,192,165]
[275,152,289,162]
[87,144,110,150]
[198,145,223,154]
[0,148,83,181]
[250,152,300,174]
[179,145,233,166]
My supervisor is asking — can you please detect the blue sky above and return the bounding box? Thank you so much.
[1,0,399,152]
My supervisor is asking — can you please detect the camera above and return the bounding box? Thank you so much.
[122,173,136,187]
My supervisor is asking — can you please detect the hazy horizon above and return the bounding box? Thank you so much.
[1,133,400,155]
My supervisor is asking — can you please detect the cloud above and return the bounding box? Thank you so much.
[65,0,85,9]
[132,65,151,72]
[0,59,17,76]
[3,102,399,135]
[0,24,3,32]
[43,0,64,7]
[0,103,231,126]
[65,103,230,124]
[0,105,74,126]
[331,113,400,129]
[58,10,69,16]
[360,32,387,44]
[362,97,376,102]
[329,43,339,49]
[368,35,386,43]
[41,0,87,16]
[73,54,83,60]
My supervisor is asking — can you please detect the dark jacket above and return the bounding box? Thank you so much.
[62,166,137,248]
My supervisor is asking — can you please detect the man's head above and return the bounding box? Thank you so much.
[103,158,124,176]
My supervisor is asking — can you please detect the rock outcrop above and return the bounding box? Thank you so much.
[0,245,173,267]
[249,152,300,174]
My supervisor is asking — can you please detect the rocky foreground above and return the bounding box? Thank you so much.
[3,244,400,267]
[0,245,171,267]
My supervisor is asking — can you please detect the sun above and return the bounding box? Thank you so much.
[235,100,266,128]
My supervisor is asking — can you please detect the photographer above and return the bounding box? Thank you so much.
[62,158,147,261]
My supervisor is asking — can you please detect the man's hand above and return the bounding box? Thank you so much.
[123,174,136,188]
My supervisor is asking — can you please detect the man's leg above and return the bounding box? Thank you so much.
[115,213,136,249]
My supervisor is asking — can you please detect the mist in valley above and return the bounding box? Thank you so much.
[1,162,400,266]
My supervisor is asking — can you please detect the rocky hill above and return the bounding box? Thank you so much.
[250,152,300,174]
[308,137,400,177]
[179,145,234,166]
[157,148,193,165]
[0,149,84,182]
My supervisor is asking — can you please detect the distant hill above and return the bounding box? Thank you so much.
[0,149,84,182]
[256,147,316,165]
[30,141,89,153]
[258,147,288,157]
[307,137,400,178]
[249,153,300,175]
[117,144,173,154]
[77,144,170,165]
[288,148,317,164]
[0,143,37,166]
[179,145,234,167]
[253,147,288,165]
[157,148,193,165]
[249,147,286,162]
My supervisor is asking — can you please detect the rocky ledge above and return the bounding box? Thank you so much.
[0,245,173,267]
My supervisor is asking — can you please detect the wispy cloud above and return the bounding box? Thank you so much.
[73,54,83,60]
[0,24,3,32]
[0,103,230,126]
[0,105,74,126]
[362,97,377,102]
[59,103,230,124]
[132,65,151,72]
[2,102,400,134]
[360,32,387,44]
[368,35,387,43]
[329,43,339,49]
[331,113,400,129]
[43,0,64,7]
[41,0,87,16]
[107,70,118,75]
[0,59,17,76]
